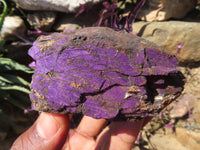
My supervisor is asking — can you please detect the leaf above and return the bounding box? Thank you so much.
[0,57,34,73]
[0,85,30,94]
[0,0,7,31]
[0,40,5,49]
[0,73,30,86]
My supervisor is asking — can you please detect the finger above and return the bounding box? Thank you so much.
[11,112,70,150]
[96,119,144,150]
[62,115,107,150]
[76,115,107,137]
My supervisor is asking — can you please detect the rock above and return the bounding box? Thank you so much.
[132,21,200,63]
[192,98,200,120]
[12,0,103,13]
[55,23,82,32]
[169,94,193,119]
[175,128,200,150]
[27,11,57,31]
[192,99,200,123]
[137,0,196,21]
[28,27,185,121]
[181,67,200,122]
[53,14,82,31]
[0,16,26,41]
[182,67,200,96]
[53,12,98,31]
[149,133,189,150]
[133,128,189,150]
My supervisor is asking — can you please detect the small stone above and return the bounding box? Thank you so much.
[0,16,26,41]
[53,14,82,32]
[27,11,57,31]
[53,11,99,32]
[137,0,196,21]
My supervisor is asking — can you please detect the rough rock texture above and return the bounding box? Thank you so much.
[175,128,200,150]
[137,66,200,150]
[12,0,103,13]
[53,11,99,31]
[180,67,200,121]
[133,128,190,150]
[132,21,200,63]
[27,12,57,31]
[0,16,26,41]
[169,94,193,119]
[28,27,185,121]
[138,127,200,150]
[137,0,196,21]
[53,14,82,31]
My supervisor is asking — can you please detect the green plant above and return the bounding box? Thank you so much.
[0,0,7,50]
[0,0,7,31]
[0,57,34,127]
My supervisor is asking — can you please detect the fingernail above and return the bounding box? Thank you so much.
[36,113,59,139]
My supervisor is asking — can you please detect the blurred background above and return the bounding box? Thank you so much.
[0,0,200,149]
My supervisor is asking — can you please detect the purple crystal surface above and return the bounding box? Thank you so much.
[29,27,185,121]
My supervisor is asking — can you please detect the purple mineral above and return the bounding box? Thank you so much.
[28,27,185,121]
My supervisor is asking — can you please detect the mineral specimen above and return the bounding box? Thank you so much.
[29,27,185,121]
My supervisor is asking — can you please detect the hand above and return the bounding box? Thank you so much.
[11,112,151,150]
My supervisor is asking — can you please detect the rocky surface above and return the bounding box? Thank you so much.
[0,16,26,41]
[137,0,196,21]
[169,94,193,119]
[132,21,200,63]
[27,11,57,31]
[180,67,200,122]
[132,64,200,150]
[53,14,85,31]
[12,0,103,13]
[133,128,190,150]
[132,6,200,148]
[176,127,200,150]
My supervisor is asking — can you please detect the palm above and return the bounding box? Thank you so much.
[11,113,150,150]
[62,116,145,150]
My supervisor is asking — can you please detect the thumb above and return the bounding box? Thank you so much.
[11,112,69,150]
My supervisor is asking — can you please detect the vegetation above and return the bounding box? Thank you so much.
[0,0,34,128]
[0,0,7,31]
[0,57,34,127]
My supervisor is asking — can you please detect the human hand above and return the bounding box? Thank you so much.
[11,112,151,150]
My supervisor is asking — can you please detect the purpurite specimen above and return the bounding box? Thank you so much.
[29,27,185,121]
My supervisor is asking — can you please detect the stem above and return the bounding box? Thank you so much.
[0,0,8,31]
[125,0,146,33]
